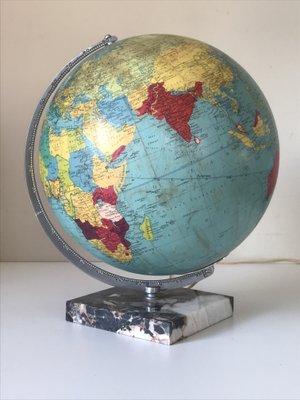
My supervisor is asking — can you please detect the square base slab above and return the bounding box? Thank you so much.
[66,288,233,345]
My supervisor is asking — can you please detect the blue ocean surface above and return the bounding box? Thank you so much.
[97,84,137,129]
[69,148,96,192]
[47,157,58,180]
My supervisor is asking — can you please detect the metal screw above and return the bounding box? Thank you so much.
[145,286,160,299]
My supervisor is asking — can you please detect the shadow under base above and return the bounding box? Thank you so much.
[66,287,234,345]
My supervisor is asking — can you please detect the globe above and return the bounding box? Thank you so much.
[35,34,279,277]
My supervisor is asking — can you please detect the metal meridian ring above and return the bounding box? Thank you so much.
[25,34,215,291]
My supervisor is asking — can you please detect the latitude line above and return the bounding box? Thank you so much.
[125,143,266,191]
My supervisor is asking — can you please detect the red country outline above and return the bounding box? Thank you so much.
[267,150,279,198]
[136,81,203,143]
[74,185,131,255]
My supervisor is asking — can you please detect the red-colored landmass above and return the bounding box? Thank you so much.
[267,150,279,198]
[74,220,99,241]
[254,110,260,127]
[75,185,131,255]
[96,218,131,252]
[75,217,131,254]
[111,145,126,162]
[136,81,203,143]
[93,185,118,205]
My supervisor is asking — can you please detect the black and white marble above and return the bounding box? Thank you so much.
[66,288,233,345]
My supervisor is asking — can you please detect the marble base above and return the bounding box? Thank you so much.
[66,288,234,345]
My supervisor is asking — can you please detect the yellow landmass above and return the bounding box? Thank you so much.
[55,157,102,231]
[49,129,86,160]
[69,100,98,119]
[228,129,267,152]
[56,156,79,217]
[71,191,102,226]
[151,42,234,93]
[49,133,69,159]
[253,113,269,137]
[90,239,132,262]
[67,129,86,153]
[83,116,135,162]
[53,35,238,120]
[127,84,150,111]
[56,156,72,189]
[219,90,239,113]
[40,151,130,263]
[44,154,100,225]
[54,36,220,115]
[54,87,74,117]
[48,179,60,199]
[93,156,127,193]
[39,155,50,197]
[228,111,271,151]
[140,216,154,241]
[130,41,236,112]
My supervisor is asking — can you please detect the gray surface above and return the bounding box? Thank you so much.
[1,262,300,400]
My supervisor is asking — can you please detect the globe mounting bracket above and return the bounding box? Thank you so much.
[102,34,118,46]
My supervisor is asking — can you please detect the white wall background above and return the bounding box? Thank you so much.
[1,0,299,262]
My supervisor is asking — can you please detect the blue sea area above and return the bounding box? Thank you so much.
[39,123,51,168]
[114,89,277,275]
[47,157,58,180]
[69,148,96,192]
[97,84,137,129]
[46,103,83,135]
[72,95,91,106]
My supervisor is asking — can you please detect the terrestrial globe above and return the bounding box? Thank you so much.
[26,34,279,289]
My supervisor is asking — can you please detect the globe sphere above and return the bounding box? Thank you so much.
[37,34,279,276]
